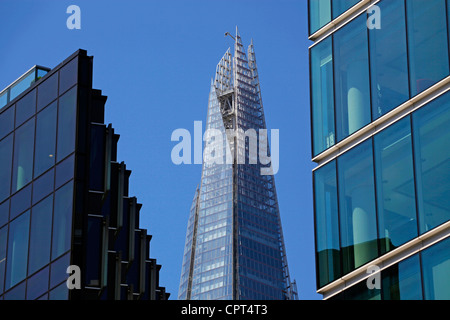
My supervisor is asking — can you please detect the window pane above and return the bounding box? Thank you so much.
[12,118,35,192]
[55,154,74,189]
[382,254,422,300]
[15,89,36,128]
[0,200,9,228]
[338,139,378,273]
[311,37,335,156]
[29,195,53,275]
[0,225,7,294]
[52,182,73,259]
[59,57,78,95]
[10,184,31,220]
[309,0,331,34]
[421,237,450,300]
[332,0,360,19]
[314,160,340,287]
[37,73,58,111]
[0,134,13,202]
[3,281,26,300]
[32,169,54,205]
[0,106,14,140]
[369,0,409,119]
[374,117,417,254]
[10,70,35,102]
[57,86,77,162]
[334,14,371,141]
[49,282,68,300]
[5,211,30,290]
[50,252,70,289]
[34,101,57,178]
[407,0,449,95]
[26,266,49,300]
[413,93,450,234]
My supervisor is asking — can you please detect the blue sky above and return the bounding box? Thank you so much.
[0,0,319,300]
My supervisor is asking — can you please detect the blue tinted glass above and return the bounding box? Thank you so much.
[57,86,77,162]
[15,89,36,128]
[10,184,31,220]
[37,73,58,111]
[26,266,49,300]
[49,282,68,300]
[3,281,26,300]
[0,106,14,140]
[314,160,340,287]
[34,101,57,178]
[421,237,450,300]
[374,117,417,254]
[56,154,74,189]
[0,200,8,228]
[29,195,53,275]
[309,0,331,34]
[50,252,70,289]
[0,134,13,203]
[59,57,78,95]
[5,211,30,290]
[334,14,371,141]
[9,70,35,102]
[12,118,35,192]
[32,169,54,205]
[407,0,450,95]
[0,226,7,294]
[413,93,450,234]
[311,37,335,156]
[52,182,73,259]
[382,254,422,300]
[369,0,409,119]
[338,139,378,273]
[332,0,360,18]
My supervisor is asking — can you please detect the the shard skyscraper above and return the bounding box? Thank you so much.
[178,28,297,300]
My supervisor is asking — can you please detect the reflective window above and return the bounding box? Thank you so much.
[314,160,340,288]
[0,134,13,202]
[382,254,422,300]
[374,117,417,254]
[334,14,371,141]
[3,281,26,300]
[5,211,30,290]
[311,37,335,156]
[15,89,36,128]
[369,0,409,119]
[10,184,31,220]
[406,0,449,95]
[338,139,378,273]
[52,182,73,259]
[57,87,77,162]
[55,154,74,189]
[0,106,14,140]
[309,0,331,34]
[32,169,54,205]
[0,225,7,294]
[49,282,68,300]
[37,73,58,111]
[34,101,57,178]
[26,266,49,300]
[332,0,360,19]
[59,58,78,95]
[0,200,8,228]
[421,237,450,300]
[12,118,35,192]
[28,195,53,275]
[10,70,35,102]
[50,252,70,289]
[413,93,450,234]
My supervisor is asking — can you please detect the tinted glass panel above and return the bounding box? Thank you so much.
[34,101,57,177]
[49,282,68,300]
[32,169,54,205]
[334,14,371,141]
[374,117,417,254]
[413,93,450,234]
[0,226,7,294]
[311,37,335,156]
[57,86,77,162]
[37,73,58,111]
[407,0,449,95]
[0,200,8,228]
[0,134,13,202]
[421,237,450,300]
[314,160,340,288]
[15,89,36,128]
[338,139,378,273]
[382,254,422,300]
[0,106,14,140]
[5,211,30,290]
[12,118,35,192]
[10,184,31,220]
[309,0,331,34]
[3,281,26,300]
[59,58,78,94]
[332,0,360,19]
[55,154,74,189]
[50,252,70,289]
[369,0,409,119]
[10,70,35,102]
[26,266,49,300]
[29,195,53,275]
[52,182,73,259]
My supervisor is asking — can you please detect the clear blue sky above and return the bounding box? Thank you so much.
[0,0,319,300]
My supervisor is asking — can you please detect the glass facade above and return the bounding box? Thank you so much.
[314,91,450,289]
[310,0,450,157]
[309,0,361,34]
[179,31,294,300]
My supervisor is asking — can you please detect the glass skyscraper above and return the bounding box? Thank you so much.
[0,49,168,300]
[309,0,450,299]
[178,28,297,300]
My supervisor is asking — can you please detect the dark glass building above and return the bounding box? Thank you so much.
[0,49,169,300]
[309,0,450,299]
